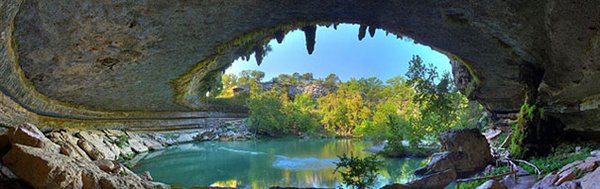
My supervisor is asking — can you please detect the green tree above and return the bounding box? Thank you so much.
[317,82,370,136]
[286,93,321,135]
[247,89,289,136]
[334,154,383,189]
[239,70,265,94]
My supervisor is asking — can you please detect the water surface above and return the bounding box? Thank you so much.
[129,138,426,188]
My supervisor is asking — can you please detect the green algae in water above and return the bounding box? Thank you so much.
[128,138,426,188]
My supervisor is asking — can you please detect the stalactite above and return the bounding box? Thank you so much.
[368,26,376,38]
[358,25,367,41]
[254,46,264,66]
[274,30,285,44]
[301,25,316,55]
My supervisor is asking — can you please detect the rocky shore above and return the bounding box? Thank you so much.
[0,119,253,188]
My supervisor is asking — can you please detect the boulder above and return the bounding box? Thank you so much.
[75,131,118,160]
[5,123,60,153]
[532,173,559,189]
[77,138,105,160]
[476,180,507,189]
[415,128,493,177]
[579,166,600,189]
[382,169,456,189]
[555,168,577,185]
[47,130,91,161]
[3,144,149,189]
[591,150,600,157]
[94,159,117,173]
[141,136,164,151]
[126,132,150,153]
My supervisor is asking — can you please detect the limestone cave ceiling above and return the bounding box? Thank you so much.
[2,0,600,131]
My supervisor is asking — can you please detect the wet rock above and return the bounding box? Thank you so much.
[476,180,507,189]
[3,144,149,189]
[140,135,163,151]
[5,123,60,153]
[138,171,153,181]
[416,128,492,177]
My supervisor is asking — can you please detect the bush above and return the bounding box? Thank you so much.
[247,91,289,136]
[521,144,592,174]
[334,154,383,189]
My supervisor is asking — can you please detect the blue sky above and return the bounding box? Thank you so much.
[225,24,451,82]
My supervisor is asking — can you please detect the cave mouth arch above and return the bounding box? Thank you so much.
[174,22,467,110]
[5,0,542,130]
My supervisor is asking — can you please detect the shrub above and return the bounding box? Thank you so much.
[334,154,383,189]
[247,90,289,136]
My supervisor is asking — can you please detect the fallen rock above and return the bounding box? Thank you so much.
[77,138,106,160]
[476,180,507,189]
[5,123,60,153]
[94,159,117,173]
[3,144,149,189]
[382,169,457,189]
[76,131,118,160]
[126,132,150,153]
[415,128,492,177]
[47,130,91,161]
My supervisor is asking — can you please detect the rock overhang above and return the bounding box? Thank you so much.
[1,0,600,132]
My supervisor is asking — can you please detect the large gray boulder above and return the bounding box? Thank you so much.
[4,123,60,153]
[415,128,493,177]
[3,144,149,189]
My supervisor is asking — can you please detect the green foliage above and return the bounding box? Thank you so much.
[318,81,371,136]
[521,144,592,174]
[115,135,130,148]
[224,54,483,147]
[119,170,128,177]
[334,154,383,189]
[509,102,547,159]
[286,93,322,135]
[247,89,289,136]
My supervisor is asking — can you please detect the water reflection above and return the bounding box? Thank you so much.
[129,138,424,188]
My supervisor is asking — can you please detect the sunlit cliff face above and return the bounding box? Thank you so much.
[2,1,600,134]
